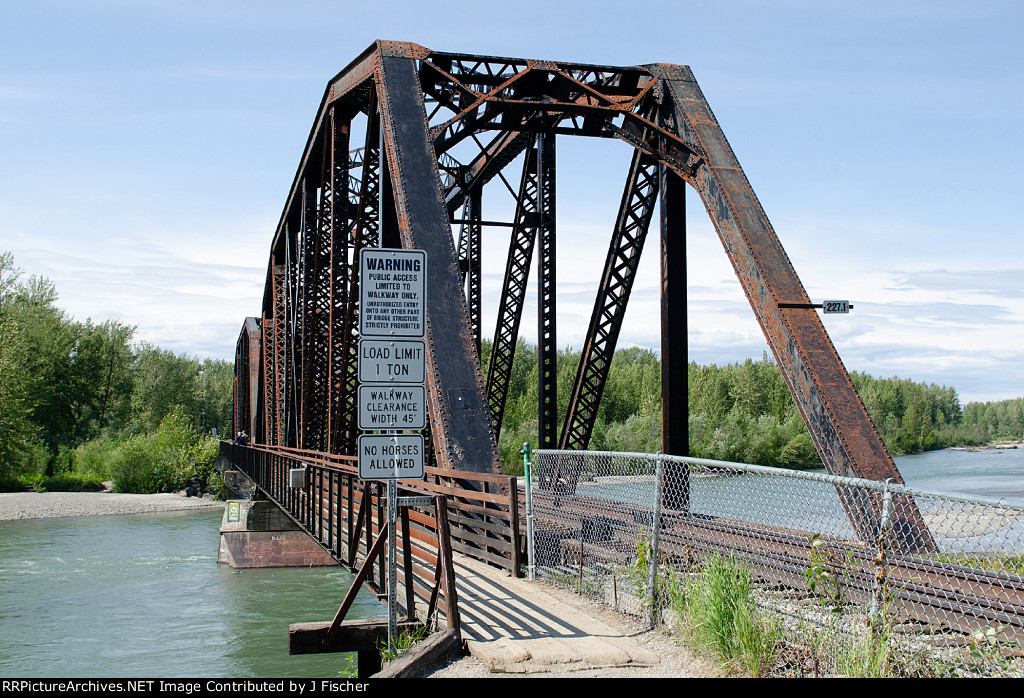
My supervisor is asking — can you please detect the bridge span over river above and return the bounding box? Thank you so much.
[218,42,1024,677]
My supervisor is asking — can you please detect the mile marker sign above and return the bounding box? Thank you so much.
[822,300,853,314]
[359,248,426,338]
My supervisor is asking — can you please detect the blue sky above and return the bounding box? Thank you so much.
[2,1,1022,402]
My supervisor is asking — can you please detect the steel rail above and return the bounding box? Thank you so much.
[528,487,1024,639]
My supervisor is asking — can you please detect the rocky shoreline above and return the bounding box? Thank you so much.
[950,439,1024,452]
[0,489,224,521]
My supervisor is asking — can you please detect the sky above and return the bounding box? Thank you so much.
[1,0,1022,403]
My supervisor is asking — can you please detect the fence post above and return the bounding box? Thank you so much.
[869,478,894,631]
[523,442,536,580]
[647,453,665,629]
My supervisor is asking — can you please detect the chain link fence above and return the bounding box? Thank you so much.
[525,449,1024,676]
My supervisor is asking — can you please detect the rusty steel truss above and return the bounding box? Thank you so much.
[232,41,932,547]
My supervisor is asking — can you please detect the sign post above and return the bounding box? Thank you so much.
[356,248,427,652]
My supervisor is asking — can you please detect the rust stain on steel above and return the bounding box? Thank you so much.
[657,70,933,548]
[375,51,500,474]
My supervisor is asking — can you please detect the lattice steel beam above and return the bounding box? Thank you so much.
[325,108,353,454]
[261,310,274,444]
[271,264,287,446]
[535,134,557,450]
[232,318,260,440]
[456,187,483,352]
[300,167,330,451]
[559,149,660,451]
[485,138,543,437]
[333,93,382,455]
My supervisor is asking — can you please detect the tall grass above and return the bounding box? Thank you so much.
[675,554,780,676]
[377,625,428,665]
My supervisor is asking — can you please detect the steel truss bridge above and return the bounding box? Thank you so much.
[225,42,948,665]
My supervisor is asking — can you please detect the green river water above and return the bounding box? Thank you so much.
[0,507,381,678]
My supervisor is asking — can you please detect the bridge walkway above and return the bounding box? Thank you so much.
[445,553,683,675]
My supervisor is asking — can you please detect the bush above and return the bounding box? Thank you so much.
[73,436,121,480]
[192,436,228,497]
[110,435,178,494]
[109,409,221,495]
[51,445,76,476]
[0,472,29,492]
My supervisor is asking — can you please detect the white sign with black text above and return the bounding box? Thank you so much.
[358,384,426,430]
[359,248,427,338]
[357,434,425,481]
[357,338,426,384]
[822,299,852,314]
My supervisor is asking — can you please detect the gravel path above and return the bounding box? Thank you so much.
[424,608,723,678]
[0,489,224,521]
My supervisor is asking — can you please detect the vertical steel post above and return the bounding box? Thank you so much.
[869,479,894,629]
[522,442,536,580]
[326,109,352,454]
[647,453,665,629]
[387,478,397,651]
[486,143,541,437]
[660,164,690,511]
[467,187,483,354]
[536,133,558,450]
[334,94,381,455]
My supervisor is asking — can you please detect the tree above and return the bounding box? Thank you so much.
[0,252,234,478]
[0,313,35,472]
[131,343,202,434]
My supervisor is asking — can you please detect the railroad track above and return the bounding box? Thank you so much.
[528,491,1024,643]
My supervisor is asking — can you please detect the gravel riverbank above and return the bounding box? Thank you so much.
[0,489,224,521]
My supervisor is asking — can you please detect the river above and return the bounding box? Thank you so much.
[0,508,383,678]
[894,446,1024,507]
[0,446,1021,678]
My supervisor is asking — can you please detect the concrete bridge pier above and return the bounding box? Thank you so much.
[217,498,337,568]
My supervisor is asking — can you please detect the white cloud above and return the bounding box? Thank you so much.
[1,1,1022,404]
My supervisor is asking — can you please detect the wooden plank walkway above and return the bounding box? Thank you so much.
[449,554,662,673]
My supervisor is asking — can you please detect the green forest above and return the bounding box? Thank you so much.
[488,342,1023,474]
[4,250,1023,490]
[0,252,233,493]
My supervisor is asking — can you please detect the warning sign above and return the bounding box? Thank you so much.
[359,248,426,338]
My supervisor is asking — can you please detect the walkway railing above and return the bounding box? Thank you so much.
[526,449,1024,651]
[220,442,524,629]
